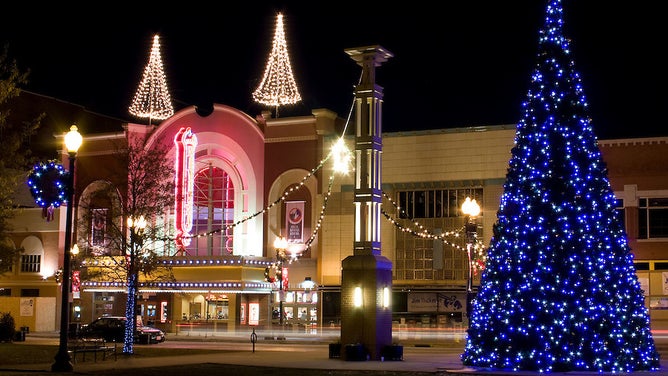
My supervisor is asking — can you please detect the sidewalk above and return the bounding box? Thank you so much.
[4,331,668,375]
[5,346,466,375]
[4,331,464,375]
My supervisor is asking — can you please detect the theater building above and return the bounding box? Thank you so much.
[2,98,667,333]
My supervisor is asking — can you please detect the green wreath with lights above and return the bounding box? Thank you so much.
[26,160,70,209]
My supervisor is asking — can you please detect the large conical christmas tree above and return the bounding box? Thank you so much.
[252,12,302,117]
[461,0,660,372]
[128,34,174,125]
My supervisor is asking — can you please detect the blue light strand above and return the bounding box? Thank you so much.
[461,0,660,372]
[26,160,70,208]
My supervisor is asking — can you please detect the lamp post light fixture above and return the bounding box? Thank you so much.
[52,125,82,372]
[70,244,79,257]
[461,196,480,328]
[301,276,316,291]
[273,236,288,326]
[70,244,80,286]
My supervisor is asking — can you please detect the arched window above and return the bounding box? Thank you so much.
[186,165,235,255]
[20,236,44,275]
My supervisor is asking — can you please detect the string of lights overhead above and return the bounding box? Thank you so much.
[160,145,484,266]
[379,191,487,272]
[157,60,477,260]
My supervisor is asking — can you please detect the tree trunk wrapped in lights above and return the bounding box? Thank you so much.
[461,0,660,372]
[76,138,176,355]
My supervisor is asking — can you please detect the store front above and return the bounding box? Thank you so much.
[270,287,319,328]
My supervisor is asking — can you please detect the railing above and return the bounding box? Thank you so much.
[68,337,117,363]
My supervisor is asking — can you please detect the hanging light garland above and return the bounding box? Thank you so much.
[304,174,335,249]
[161,146,334,243]
[156,75,482,266]
[380,191,487,273]
[159,133,485,272]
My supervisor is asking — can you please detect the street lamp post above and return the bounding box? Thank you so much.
[125,215,146,353]
[273,236,288,326]
[52,125,82,372]
[461,196,480,328]
[70,245,80,324]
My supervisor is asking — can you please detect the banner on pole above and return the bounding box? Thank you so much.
[285,201,304,244]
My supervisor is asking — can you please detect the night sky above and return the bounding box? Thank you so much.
[1,1,664,140]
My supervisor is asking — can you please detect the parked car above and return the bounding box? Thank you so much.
[78,316,166,344]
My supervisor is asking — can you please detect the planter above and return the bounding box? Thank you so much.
[328,343,341,358]
[344,343,367,361]
[382,344,403,361]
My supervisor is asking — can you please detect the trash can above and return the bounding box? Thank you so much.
[68,322,81,339]
[328,343,341,358]
[20,326,29,334]
[14,330,25,342]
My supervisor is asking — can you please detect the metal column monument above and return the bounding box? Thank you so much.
[340,45,393,361]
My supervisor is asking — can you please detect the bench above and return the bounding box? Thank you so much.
[68,337,117,363]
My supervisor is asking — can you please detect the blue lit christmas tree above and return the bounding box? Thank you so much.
[461,0,660,372]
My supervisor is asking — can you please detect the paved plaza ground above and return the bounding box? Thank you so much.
[2,329,667,376]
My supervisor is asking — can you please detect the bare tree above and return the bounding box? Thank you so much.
[76,135,176,354]
[0,45,42,274]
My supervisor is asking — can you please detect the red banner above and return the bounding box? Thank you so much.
[285,201,304,244]
[282,267,289,291]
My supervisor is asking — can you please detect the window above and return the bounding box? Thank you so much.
[394,187,482,282]
[615,199,625,232]
[187,165,235,256]
[639,197,668,239]
[20,254,41,273]
[90,208,109,255]
[21,289,39,297]
[397,188,482,219]
[19,236,43,274]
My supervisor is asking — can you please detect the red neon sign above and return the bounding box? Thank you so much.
[174,127,197,250]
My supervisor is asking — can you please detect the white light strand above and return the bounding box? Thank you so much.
[129,34,174,122]
[381,191,487,273]
[304,175,335,248]
[252,13,302,112]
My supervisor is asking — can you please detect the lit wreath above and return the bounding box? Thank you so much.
[26,161,70,209]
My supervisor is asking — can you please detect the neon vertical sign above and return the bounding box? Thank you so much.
[174,127,197,250]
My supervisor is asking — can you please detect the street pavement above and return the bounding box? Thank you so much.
[4,329,668,375]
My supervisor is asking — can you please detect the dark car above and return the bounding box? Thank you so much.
[78,316,166,344]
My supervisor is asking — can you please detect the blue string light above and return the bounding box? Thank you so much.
[26,161,70,208]
[461,0,660,372]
